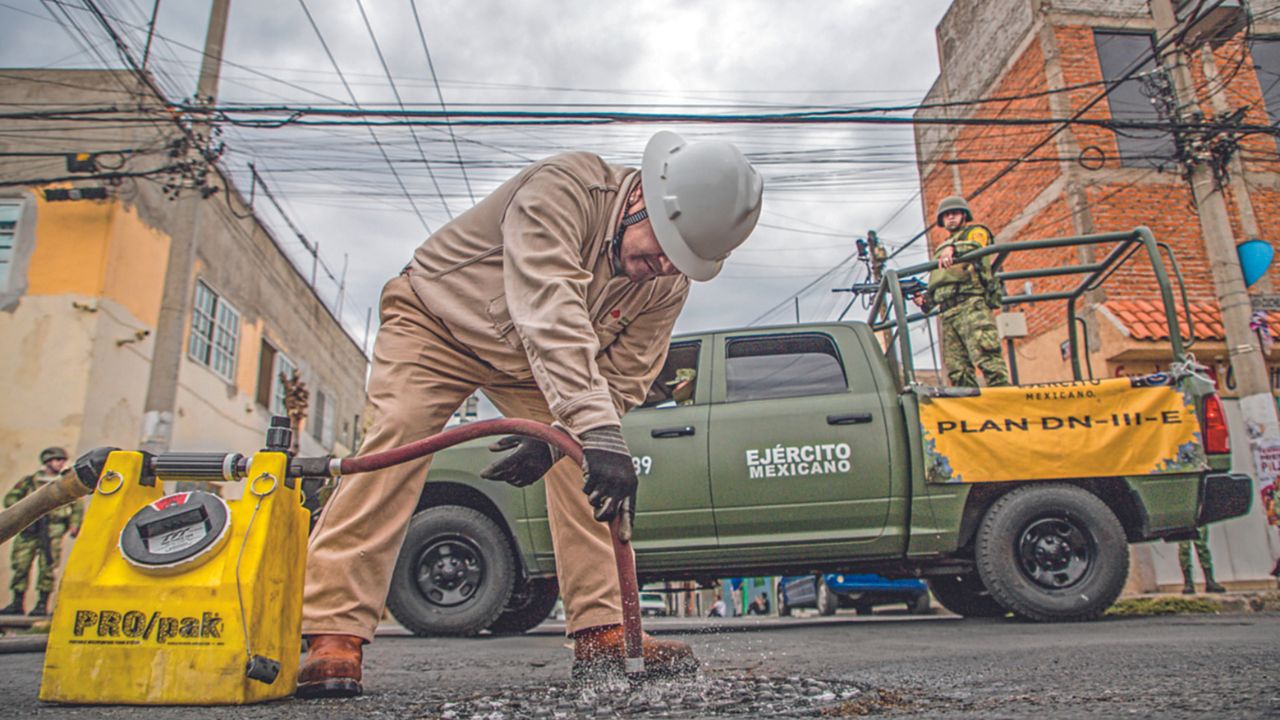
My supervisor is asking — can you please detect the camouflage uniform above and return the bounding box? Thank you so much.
[924,223,1010,388]
[1178,526,1225,593]
[5,469,83,596]
[667,368,697,405]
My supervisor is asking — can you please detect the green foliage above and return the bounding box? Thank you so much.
[1105,596,1218,617]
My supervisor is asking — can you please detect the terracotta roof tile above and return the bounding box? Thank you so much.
[1102,300,1279,343]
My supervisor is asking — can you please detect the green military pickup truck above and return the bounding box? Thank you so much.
[384,228,1252,635]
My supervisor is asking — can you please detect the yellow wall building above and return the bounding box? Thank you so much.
[0,70,369,607]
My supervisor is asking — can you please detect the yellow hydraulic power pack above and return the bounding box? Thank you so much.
[40,419,308,705]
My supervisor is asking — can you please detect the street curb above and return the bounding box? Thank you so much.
[0,635,47,654]
[1117,590,1280,614]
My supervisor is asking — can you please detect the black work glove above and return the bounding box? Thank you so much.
[580,426,637,540]
[480,435,558,488]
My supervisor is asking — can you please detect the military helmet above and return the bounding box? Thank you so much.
[40,447,68,463]
[935,195,973,227]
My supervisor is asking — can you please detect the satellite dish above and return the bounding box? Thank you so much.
[1237,239,1274,288]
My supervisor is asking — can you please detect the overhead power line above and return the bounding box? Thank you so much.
[409,0,474,205]
[295,0,433,235]
[352,0,452,220]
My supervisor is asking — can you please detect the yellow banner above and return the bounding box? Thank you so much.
[920,376,1206,484]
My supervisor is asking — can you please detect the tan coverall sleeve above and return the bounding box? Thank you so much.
[596,283,688,415]
[501,165,621,435]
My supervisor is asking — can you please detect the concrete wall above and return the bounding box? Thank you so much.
[0,69,369,602]
[0,69,368,461]
[1139,399,1280,590]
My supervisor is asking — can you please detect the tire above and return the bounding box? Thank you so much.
[975,483,1128,622]
[815,577,838,616]
[928,573,1008,618]
[487,578,559,635]
[386,506,515,637]
[907,591,932,615]
[776,587,791,617]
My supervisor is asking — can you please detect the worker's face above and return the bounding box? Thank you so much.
[618,196,680,283]
[941,210,967,231]
[45,458,66,474]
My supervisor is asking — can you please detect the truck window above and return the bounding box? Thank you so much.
[640,341,702,409]
[725,333,847,402]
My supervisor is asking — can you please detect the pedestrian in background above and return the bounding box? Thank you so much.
[1,447,83,616]
[1178,527,1226,594]
[915,196,1010,388]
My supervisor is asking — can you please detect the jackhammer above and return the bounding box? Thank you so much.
[6,417,644,704]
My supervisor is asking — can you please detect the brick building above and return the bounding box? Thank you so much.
[914,0,1280,589]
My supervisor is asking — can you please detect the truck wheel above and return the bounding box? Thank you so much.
[907,591,932,615]
[815,577,838,616]
[386,506,515,637]
[975,484,1128,622]
[776,588,791,617]
[928,574,1007,618]
[487,578,559,635]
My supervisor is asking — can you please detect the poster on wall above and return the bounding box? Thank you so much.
[1254,438,1280,527]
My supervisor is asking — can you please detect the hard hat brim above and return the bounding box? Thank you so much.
[641,131,724,282]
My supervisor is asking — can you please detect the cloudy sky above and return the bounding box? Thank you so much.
[1,0,953,345]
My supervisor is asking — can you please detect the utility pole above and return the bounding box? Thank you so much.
[139,0,231,455]
[1150,0,1280,444]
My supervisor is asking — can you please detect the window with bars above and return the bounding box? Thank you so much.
[1093,30,1177,169]
[0,201,21,293]
[272,353,297,417]
[1253,37,1280,124]
[188,280,240,382]
[310,389,336,448]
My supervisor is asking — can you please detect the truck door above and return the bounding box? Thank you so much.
[623,340,716,554]
[707,328,895,556]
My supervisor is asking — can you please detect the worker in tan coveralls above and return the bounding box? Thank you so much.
[297,131,764,698]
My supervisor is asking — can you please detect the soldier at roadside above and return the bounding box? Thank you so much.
[1178,526,1226,594]
[914,196,1010,388]
[1,447,84,616]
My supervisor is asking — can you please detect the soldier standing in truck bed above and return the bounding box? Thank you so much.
[915,196,1010,388]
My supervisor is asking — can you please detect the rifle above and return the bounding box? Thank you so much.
[20,514,53,567]
[838,276,928,300]
[36,515,53,568]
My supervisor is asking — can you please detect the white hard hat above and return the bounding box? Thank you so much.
[641,131,764,282]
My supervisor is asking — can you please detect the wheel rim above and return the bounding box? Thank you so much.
[1017,515,1094,590]
[414,535,485,608]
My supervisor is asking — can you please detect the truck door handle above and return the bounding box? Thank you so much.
[827,413,873,426]
[651,426,696,438]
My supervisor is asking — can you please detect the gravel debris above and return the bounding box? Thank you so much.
[431,673,871,719]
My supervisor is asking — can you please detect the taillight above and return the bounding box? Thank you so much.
[1201,394,1230,455]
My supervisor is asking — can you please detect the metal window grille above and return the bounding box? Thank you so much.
[272,354,296,417]
[0,201,21,293]
[188,280,240,382]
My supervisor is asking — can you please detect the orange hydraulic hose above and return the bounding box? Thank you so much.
[337,418,645,677]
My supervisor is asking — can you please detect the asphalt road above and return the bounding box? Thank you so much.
[1,611,1277,718]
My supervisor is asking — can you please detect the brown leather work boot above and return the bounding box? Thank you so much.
[572,624,698,682]
[296,634,364,699]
